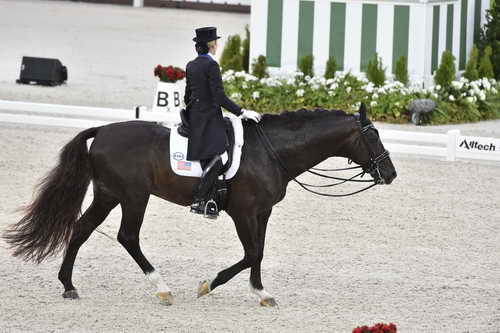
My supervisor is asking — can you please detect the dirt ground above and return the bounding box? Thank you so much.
[0,122,499,333]
[1,1,500,332]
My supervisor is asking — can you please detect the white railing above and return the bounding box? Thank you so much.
[0,100,498,163]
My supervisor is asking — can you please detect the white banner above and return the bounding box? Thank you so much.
[152,81,183,113]
[456,136,500,155]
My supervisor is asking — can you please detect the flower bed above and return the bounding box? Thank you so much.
[222,70,500,125]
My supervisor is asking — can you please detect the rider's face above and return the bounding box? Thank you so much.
[210,40,218,55]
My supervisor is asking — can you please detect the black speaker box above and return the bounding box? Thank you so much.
[17,56,68,86]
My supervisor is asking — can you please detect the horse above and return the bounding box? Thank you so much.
[2,104,396,307]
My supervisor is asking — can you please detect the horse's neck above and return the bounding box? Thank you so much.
[264,115,356,180]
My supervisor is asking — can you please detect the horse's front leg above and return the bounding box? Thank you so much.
[249,209,277,307]
[197,214,260,300]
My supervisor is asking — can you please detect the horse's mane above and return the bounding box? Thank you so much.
[260,108,353,130]
[262,108,350,121]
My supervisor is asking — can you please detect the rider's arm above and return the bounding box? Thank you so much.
[184,68,191,106]
[207,61,243,116]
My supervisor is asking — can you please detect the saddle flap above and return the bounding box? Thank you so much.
[168,113,243,180]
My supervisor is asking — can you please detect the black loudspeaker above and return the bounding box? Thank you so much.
[17,56,68,86]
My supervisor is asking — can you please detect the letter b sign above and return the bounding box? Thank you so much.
[152,82,183,113]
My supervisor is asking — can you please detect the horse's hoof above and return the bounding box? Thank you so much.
[197,280,211,298]
[62,289,79,299]
[260,297,278,307]
[156,291,174,306]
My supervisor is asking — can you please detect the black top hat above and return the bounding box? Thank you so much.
[193,27,221,43]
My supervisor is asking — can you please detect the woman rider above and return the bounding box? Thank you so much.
[184,27,261,218]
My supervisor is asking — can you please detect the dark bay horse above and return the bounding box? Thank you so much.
[3,105,396,306]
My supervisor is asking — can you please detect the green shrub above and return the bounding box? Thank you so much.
[324,57,337,79]
[463,45,479,81]
[299,55,314,77]
[434,50,456,88]
[394,56,409,85]
[479,45,495,78]
[242,25,250,73]
[251,55,269,79]
[366,53,386,87]
[220,35,243,72]
[478,0,500,79]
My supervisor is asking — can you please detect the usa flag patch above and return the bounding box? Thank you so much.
[177,160,192,171]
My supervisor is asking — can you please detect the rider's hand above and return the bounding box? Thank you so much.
[240,109,262,123]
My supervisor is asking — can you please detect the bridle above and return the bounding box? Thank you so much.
[357,122,391,185]
[255,117,390,197]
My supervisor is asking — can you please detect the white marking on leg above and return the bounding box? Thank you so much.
[146,271,171,294]
[249,282,273,301]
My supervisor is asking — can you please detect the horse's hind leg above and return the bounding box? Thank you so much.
[249,209,277,307]
[58,190,118,299]
[117,194,174,305]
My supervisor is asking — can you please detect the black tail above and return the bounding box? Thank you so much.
[2,127,99,263]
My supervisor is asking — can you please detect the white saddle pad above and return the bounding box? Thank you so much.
[168,113,244,179]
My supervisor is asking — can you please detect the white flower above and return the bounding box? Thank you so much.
[330,83,338,90]
[432,93,439,99]
[370,101,378,107]
[287,78,295,85]
[466,97,474,103]
[328,90,335,96]
[304,75,311,82]
[449,95,455,101]
[346,87,352,93]
[372,93,379,100]
[242,83,248,89]
[230,92,242,99]
[252,91,260,99]
[296,89,305,97]
[478,91,486,101]
[492,88,498,94]
[436,85,441,90]
[326,78,335,85]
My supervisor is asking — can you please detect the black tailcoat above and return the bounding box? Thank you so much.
[184,55,242,161]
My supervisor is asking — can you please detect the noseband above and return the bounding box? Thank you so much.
[358,123,391,184]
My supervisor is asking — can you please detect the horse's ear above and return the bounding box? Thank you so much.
[359,103,367,121]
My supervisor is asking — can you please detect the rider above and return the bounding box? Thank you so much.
[184,26,261,218]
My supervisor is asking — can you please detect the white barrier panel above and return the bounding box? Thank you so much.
[0,113,109,129]
[0,100,133,120]
[0,99,499,163]
[456,135,500,161]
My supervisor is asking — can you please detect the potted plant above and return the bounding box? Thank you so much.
[152,65,186,112]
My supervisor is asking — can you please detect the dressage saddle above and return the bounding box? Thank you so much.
[177,108,235,175]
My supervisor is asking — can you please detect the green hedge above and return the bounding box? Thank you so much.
[221,70,500,125]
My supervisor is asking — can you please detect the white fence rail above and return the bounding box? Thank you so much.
[1,100,499,163]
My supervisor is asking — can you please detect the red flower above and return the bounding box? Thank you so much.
[353,323,396,333]
[154,64,186,82]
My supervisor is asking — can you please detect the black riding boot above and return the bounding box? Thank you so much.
[190,156,223,219]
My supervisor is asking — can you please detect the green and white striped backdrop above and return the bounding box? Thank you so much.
[250,0,490,84]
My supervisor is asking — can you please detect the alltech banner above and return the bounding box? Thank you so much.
[456,136,500,155]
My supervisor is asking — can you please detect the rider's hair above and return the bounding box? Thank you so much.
[195,40,216,55]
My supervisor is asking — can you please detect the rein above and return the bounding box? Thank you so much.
[255,123,379,198]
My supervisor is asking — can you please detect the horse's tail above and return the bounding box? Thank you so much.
[2,126,99,263]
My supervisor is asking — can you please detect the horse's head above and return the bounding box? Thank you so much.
[348,104,397,185]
